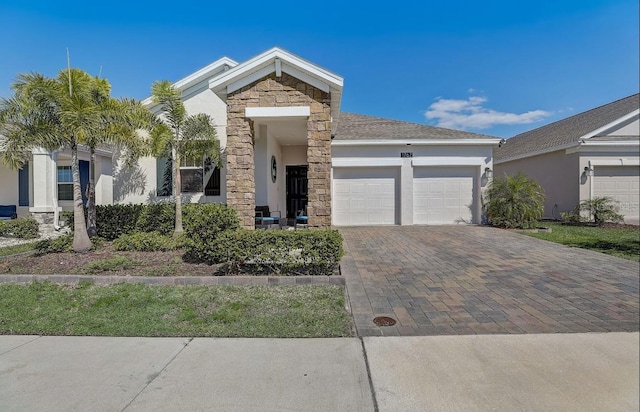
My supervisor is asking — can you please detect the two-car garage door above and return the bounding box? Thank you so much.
[332,166,477,226]
[593,166,640,221]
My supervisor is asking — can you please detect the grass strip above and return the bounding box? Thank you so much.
[523,223,639,261]
[0,282,351,338]
[0,242,37,258]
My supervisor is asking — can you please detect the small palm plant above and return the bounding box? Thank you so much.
[579,196,624,226]
[483,172,545,229]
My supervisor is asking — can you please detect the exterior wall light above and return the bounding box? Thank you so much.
[484,167,493,179]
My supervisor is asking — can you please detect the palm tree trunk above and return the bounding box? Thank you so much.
[173,147,184,235]
[86,146,97,237]
[71,142,92,252]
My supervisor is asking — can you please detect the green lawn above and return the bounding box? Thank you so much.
[0,242,37,257]
[523,222,640,261]
[0,282,352,338]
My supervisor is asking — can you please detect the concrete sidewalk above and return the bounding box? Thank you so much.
[1,333,638,411]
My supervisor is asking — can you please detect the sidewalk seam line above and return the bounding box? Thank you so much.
[120,337,194,412]
[360,337,379,412]
[0,335,42,357]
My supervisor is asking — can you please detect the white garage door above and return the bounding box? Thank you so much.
[333,167,398,226]
[593,166,640,221]
[413,167,476,224]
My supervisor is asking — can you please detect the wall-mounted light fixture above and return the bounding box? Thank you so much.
[484,167,493,179]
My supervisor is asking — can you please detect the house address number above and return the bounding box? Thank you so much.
[400,152,413,158]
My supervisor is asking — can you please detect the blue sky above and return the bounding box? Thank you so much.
[1,0,638,138]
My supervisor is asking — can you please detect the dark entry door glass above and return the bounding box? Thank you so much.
[286,165,308,219]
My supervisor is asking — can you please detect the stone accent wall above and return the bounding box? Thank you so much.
[226,73,332,229]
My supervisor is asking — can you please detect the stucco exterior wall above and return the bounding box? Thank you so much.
[115,86,228,205]
[494,150,580,218]
[0,163,19,207]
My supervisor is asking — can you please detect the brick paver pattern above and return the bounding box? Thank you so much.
[340,226,640,336]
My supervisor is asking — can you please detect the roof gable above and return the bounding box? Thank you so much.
[142,57,238,107]
[495,93,640,163]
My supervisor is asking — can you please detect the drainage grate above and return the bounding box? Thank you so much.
[373,316,396,326]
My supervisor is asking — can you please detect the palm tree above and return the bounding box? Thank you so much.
[483,172,545,229]
[0,69,148,251]
[85,97,153,237]
[149,80,221,236]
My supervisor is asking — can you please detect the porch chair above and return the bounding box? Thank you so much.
[255,205,282,229]
[295,209,308,230]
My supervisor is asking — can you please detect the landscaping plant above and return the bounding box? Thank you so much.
[483,172,545,229]
[577,196,624,226]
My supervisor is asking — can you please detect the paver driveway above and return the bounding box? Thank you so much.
[339,226,639,336]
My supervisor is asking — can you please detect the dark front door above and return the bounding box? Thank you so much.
[286,165,308,219]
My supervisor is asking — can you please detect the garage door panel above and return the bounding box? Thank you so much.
[333,167,398,226]
[414,167,476,225]
[594,166,640,220]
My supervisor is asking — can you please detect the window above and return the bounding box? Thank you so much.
[180,156,203,193]
[57,166,73,201]
[162,156,221,195]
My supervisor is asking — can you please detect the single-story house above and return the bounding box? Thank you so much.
[494,93,639,223]
[2,47,502,228]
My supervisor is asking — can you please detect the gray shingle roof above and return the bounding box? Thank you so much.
[334,112,499,141]
[494,94,639,162]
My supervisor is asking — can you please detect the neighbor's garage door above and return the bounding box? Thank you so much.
[593,166,640,221]
[413,167,476,224]
[333,167,398,226]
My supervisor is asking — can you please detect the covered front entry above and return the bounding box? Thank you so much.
[413,166,476,224]
[593,166,640,221]
[332,167,398,226]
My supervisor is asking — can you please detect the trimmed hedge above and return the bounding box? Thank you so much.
[0,218,39,239]
[185,229,344,275]
[63,203,239,240]
[113,232,181,252]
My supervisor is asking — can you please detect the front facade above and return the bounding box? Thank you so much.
[119,47,501,228]
[494,94,640,222]
[2,47,502,228]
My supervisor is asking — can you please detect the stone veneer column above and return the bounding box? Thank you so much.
[226,73,332,229]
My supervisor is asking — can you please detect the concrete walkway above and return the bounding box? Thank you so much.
[1,333,638,411]
[340,226,640,336]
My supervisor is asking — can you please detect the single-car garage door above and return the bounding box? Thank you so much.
[333,167,398,226]
[413,167,476,224]
[593,166,640,221]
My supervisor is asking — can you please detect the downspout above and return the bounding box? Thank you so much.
[588,160,594,202]
[51,150,61,230]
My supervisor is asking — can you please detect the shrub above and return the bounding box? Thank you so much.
[136,203,175,235]
[185,229,344,275]
[35,233,103,254]
[183,203,240,237]
[560,210,583,224]
[483,172,545,229]
[113,231,179,251]
[35,234,73,254]
[578,196,624,226]
[0,218,39,239]
[81,256,138,274]
[62,204,144,240]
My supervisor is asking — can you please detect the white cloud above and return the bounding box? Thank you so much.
[425,96,551,130]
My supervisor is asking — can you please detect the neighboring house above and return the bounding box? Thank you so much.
[494,94,640,223]
[2,47,502,228]
[118,47,501,228]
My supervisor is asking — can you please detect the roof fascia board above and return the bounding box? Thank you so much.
[209,47,343,93]
[331,139,501,146]
[580,109,640,140]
